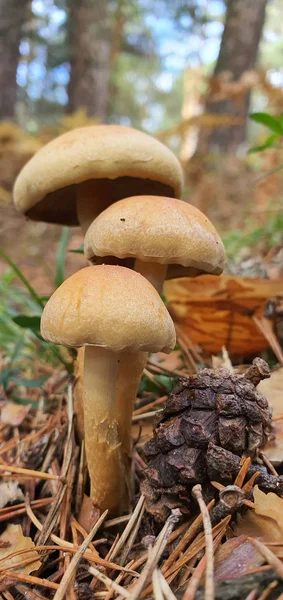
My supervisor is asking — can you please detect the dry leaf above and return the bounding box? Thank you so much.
[263,420,283,466]
[214,535,264,581]
[0,481,24,509]
[258,368,283,465]
[234,486,283,557]
[0,524,41,574]
[132,420,154,449]
[150,350,184,372]
[165,275,283,356]
[78,495,100,534]
[257,368,283,417]
[212,347,233,371]
[1,401,31,426]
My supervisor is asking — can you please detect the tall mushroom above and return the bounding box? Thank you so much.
[84,195,226,293]
[13,125,183,441]
[40,265,176,515]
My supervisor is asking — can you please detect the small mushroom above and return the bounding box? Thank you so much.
[84,195,226,293]
[13,125,183,233]
[40,265,176,515]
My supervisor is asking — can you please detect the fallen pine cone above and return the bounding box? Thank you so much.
[141,358,279,522]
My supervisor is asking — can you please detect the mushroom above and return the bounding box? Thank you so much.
[84,195,226,294]
[13,125,183,443]
[13,125,183,234]
[40,265,176,515]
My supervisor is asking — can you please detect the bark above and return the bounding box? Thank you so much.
[197,0,267,153]
[0,0,29,120]
[67,0,112,122]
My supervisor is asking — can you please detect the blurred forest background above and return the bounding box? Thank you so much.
[1,0,283,294]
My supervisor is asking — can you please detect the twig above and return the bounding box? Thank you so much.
[152,568,164,600]
[89,566,130,598]
[104,514,131,528]
[192,485,214,600]
[162,500,215,576]
[175,331,198,373]
[243,591,258,600]
[16,585,49,600]
[133,396,167,416]
[132,411,158,422]
[147,358,189,379]
[253,316,283,365]
[143,369,168,391]
[158,570,177,600]
[127,509,181,600]
[0,572,59,591]
[119,501,145,566]
[259,452,279,477]
[53,511,108,600]
[257,580,278,600]
[25,499,138,574]
[248,538,283,579]
[234,457,251,488]
[182,553,206,600]
[108,495,145,561]
[0,464,63,481]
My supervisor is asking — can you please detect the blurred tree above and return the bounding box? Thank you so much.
[197,0,268,153]
[0,0,30,120]
[67,0,112,121]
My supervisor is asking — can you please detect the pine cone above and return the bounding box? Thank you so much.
[141,358,274,523]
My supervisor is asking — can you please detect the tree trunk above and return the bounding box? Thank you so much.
[197,0,267,153]
[67,0,112,122]
[0,0,29,120]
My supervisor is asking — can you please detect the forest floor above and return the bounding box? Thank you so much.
[1,194,283,599]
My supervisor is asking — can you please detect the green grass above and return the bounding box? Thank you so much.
[223,207,283,260]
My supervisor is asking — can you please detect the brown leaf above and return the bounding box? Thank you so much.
[258,368,283,465]
[214,535,264,582]
[234,486,283,557]
[1,401,31,426]
[78,494,100,534]
[257,368,283,417]
[150,351,184,372]
[132,420,154,449]
[164,275,283,356]
[0,524,41,574]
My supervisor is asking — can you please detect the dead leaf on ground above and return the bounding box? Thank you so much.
[0,401,31,426]
[234,485,283,557]
[258,368,283,465]
[263,420,283,466]
[0,481,24,509]
[132,419,154,449]
[214,535,264,581]
[165,275,283,356]
[0,524,41,574]
[78,494,100,534]
[257,368,283,417]
[150,351,184,372]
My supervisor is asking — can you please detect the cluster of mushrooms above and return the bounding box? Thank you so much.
[14,124,226,516]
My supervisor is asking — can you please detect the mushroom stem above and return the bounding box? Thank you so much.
[134,260,168,294]
[73,348,146,489]
[83,345,129,515]
[116,351,147,459]
[76,180,112,234]
[73,347,85,441]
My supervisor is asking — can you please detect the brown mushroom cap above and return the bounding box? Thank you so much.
[13,125,183,225]
[84,196,226,278]
[40,265,176,353]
